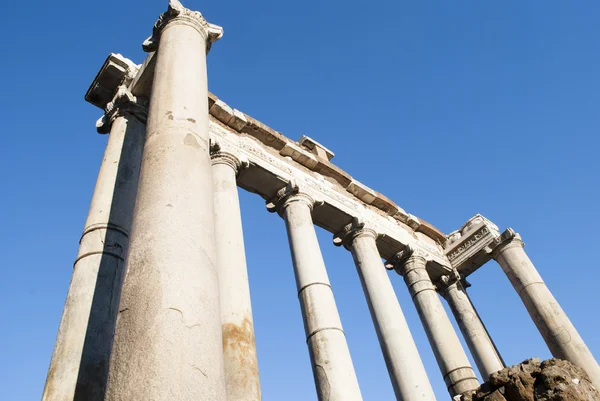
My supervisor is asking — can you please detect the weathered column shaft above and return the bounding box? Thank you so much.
[211,150,261,401]
[493,230,600,389]
[336,221,435,401]
[440,276,504,381]
[105,3,226,400]
[272,186,362,401]
[42,88,146,401]
[394,250,479,397]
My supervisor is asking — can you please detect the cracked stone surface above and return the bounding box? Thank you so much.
[460,358,600,401]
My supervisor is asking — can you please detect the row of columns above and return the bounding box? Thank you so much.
[42,87,147,401]
[43,1,600,400]
[389,247,479,396]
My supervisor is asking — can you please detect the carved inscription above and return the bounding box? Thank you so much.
[447,226,490,262]
[208,121,449,266]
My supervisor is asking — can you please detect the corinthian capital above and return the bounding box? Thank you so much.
[96,86,148,134]
[142,0,224,53]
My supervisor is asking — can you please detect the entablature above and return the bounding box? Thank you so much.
[85,52,454,279]
[444,214,517,277]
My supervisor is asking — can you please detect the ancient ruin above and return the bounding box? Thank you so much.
[42,1,600,400]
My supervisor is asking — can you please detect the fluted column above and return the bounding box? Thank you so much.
[42,86,146,401]
[492,229,600,389]
[267,183,363,401]
[211,144,261,401]
[105,2,226,400]
[437,271,504,381]
[390,247,479,397]
[334,218,435,401]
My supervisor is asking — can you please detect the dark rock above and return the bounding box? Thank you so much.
[465,358,599,401]
[484,390,507,401]
[534,358,599,401]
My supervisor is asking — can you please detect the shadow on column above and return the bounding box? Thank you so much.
[72,116,144,401]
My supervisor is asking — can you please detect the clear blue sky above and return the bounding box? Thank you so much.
[2,1,599,400]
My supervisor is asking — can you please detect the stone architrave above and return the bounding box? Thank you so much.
[104,1,227,400]
[492,229,600,390]
[267,182,363,401]
[437,270,504,381]
[389,247,480,397]
[42,85,147,401]
[210,142,261,401]
[444,215,501,277]
[334,218,436,401]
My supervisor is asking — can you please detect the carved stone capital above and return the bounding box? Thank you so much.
[436,269,471,295]
[96,85,149,134]
[385,244,429,275]
[489,228,523,259]
[266,180,322,216]
[142,0,223,53]
[332,217,379,250]
[210,140,248,173]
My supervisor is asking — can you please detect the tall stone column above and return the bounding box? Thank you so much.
[390,247,479,397]
[210,144,261,401]
[105,2,227,400]
[267,183,363,401]
[437,271,504,381]
[492,229,600,389]
[334,218,435,401]
[42,86,146,401]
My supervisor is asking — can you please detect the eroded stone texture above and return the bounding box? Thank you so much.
[104,2,226,400]
[269,182,362,401]
[211,146,261,401]
[460,359,600,401]
[42,86,146,401]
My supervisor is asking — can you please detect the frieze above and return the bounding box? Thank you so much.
[447,226,490,262]
[209,121,449,267]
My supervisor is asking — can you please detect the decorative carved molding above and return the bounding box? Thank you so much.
[332,217,378,250]
[85,54,140,110]
[207,120,449,268]
[210,139,249,173]
[265,180,321,216]
[143,0,223,52]
[385,244,429,274]
[443,214,502,274]
[96,86,148,134]
[489,228,523,258]
[447,225,491,262]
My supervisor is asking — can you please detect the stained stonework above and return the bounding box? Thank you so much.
[461,359,600,401]
[46,3,600,400]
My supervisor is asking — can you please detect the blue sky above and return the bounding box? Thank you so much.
[2,1,599,399]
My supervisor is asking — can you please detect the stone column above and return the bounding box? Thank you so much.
[210,144,261,401]
[437,271,504,381]
[267,183,363,401]
[105,2,227,400]
[492,229,600,389]
[390,247,479,397]
[42,86,147,401]
[334,218,435,401]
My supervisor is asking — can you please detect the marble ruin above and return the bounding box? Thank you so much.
[42,1,600,400]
